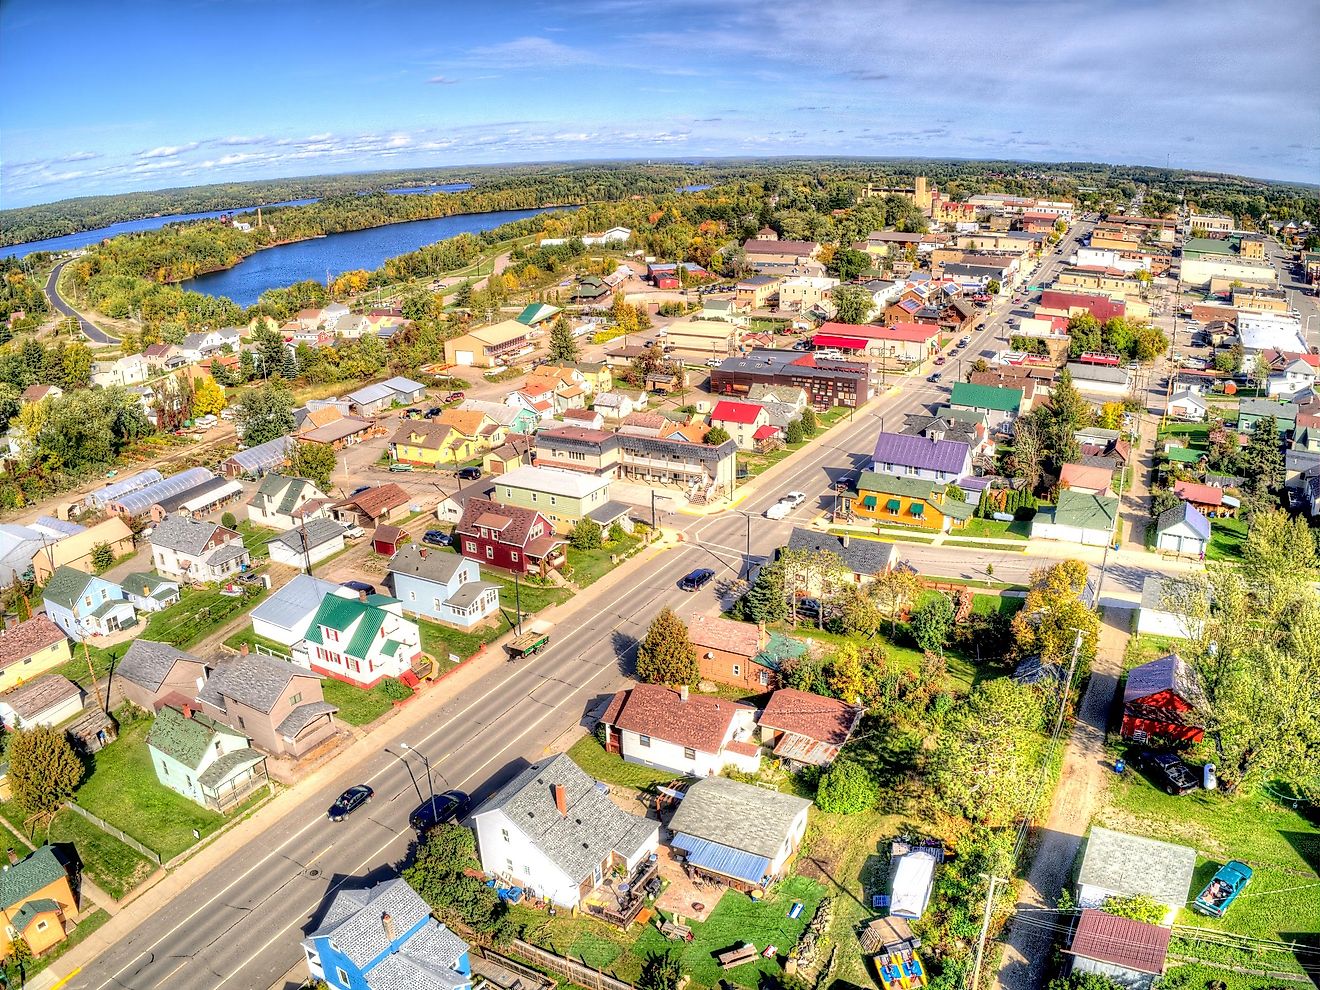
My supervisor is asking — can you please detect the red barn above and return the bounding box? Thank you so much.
[1121,654,1209,745]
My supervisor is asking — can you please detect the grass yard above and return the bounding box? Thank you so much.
[945,539,1028,552]
[222,628,293,657]
[53,640,130,689]
[770,620,984,693]
[960,517,1032,540]
[418,616,504,664]
[129,585,269,651]
[320,677,409,726]
[481,569,572,614]
[565,734,680,790]
[567,533,642,588]
[1207,517,1248,562]
[972,594,1024,617]
[74,716,229,861]
[48,806,156,899]
[237,520,279,558]
[1159,423,1211,445]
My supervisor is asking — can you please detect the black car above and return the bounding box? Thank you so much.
[1133,749,1198,795]
[423,530,453,548]
[456,466,482,481]
[328,784,374,821]
[409,789,471,832]
[424,407,443,419]
[678,568,715,592]
[349,484,372,497]
[795,597,825,621]
[341,580,377,595]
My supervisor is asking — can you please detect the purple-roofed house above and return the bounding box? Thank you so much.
[871,432,972,484]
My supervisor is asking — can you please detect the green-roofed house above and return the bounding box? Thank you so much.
[0,845,79,957]
[1031,490,1120,546]
[119,571,181,613]
[295,589,422,689]
[1164,444,1206,467]
[147,704,268,811]
[515,302,561,327]
[246,474,332,530]
[40,565,138,642]
[949,381,1026,428]
[843,471,976,533]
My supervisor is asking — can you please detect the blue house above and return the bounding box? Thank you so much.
[385,544,500,629]
[302,877,473,990]
[41,565,137,641]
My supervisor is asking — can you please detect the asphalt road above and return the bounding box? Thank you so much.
[45,259,118,344]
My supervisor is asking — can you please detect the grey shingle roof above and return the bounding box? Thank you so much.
[267,517,346,553]
[200,652,306,715]
[786,527,897,577]
[667,777,811,860]
[209,541,250,566]
[305,878,467,973]
[41,565,97,610]
[118,640,205,692]
[386,543,466,585]
[615,433,735,464]
[1077,826,1197,908]
[197,747,265,788]
[444,581,500,611]
[276,700,339,737]
[473,753,656,885]
[150,515,224,556]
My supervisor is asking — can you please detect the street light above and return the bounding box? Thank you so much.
[399,743,436,805]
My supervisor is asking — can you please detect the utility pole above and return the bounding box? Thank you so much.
[970,875,1006,990]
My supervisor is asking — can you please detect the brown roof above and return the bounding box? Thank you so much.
[458,497,546,549]
[687,615,762,659]
[373,524,404,544]
[622,411,667,431]
[1060,462,1114,491]
[759,688,862,746]
[743,239,819,255]
[335,483,409,520]
[1066,909,1169,975]
[539,425,615,445]
[392,421,454,450]
[0,616,66,670]
[562,408,601,422]
[604,684,752,753]
[0,674,81,720]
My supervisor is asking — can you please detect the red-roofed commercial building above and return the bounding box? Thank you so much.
[812,321,940,362]
[1065,909,1170,981]
[709,400,771,450]
[1037,290,1127,323]
[599,684,761,776]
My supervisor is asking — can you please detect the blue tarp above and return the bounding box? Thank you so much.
[672,833,771,886]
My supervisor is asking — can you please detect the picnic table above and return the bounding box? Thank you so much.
[658,920,694,942]
[718,943,759,969]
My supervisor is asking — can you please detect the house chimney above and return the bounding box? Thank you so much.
[419,547,428,559]
[382,912,395,943]
[552,783,568,816]
[679,685,689,703]
[6,849,16,866]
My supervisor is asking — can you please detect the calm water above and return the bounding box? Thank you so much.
[1,198,320,260]
[182,206,562,307]
[677,184,712,192]
[387,183,473,195]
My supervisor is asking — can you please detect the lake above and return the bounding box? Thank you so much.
[1,199,320,260]
[387,183,473,195]
[181,206,562,307]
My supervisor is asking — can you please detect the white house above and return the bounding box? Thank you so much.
[1136,575,1207,640]
[599,685,761,777]
[594,392,638,421]
[708,400,773,451]
[667,776,812,890]
[386,544,501,629]
[179,328,241,364]
[265,518,347,571]
[0,675,84,729]
[1031,491,1119,547]
[1166,389,1207,421]
[1268,359,1319,398]
[149,516,251,583]
[471,753,659,909]
[91,354,149,388]
[247,474,332,530]
[1076,827,1197,926]
[1238,313,1307,358]
[296,590,422,688]
[249,574,339,647]
[1066,362,1132,397]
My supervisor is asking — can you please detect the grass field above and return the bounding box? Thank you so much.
[48,806,156,899]
[565,734,679,790]
[237,521,279,558]
[945,539,1028,552]
[418,615,504,663]
[222,628,292,656]
[960,517,1032,540]
[1207,517,1248,562]
[321,677,410,726]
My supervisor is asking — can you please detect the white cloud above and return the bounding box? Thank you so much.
[427,75,459,85]
[138,142,199,159]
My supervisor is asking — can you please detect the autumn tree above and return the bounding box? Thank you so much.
[872,569,922,634]
[193,374,227,417]
[837,583,882,637]
[1011,560,1099,670]
[636,607,698,685]
[286,441,338,493]
[8,725,83,817]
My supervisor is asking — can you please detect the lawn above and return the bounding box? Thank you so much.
[769,620,984,693]
[1207,517,1248,562]
[565,734,680,790]
[53,640,130,689]
[418,616,503,664]
[1159,423,1212,445]
[827,528,937,545]
[481,569,572,614]
[47,805,156,899]
[222,627,293,657]
[972,594,1024,617]
[237,520,279,558]
[321,677,409,726]
[567,533,643,588]
[960,517,1032,540]
[945,539,1027,552]
[74,715,229,861]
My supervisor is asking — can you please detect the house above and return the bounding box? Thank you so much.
[1269,358,1319,398]
[219,435,293,479]
[117,640,211,711]
[1066,362,1132,396]
[1137,575,1206,641]
[119,571,181,612]
[663,319,742,360]
[303,877,475,990]
[483,436,533,477]
[91,353,149,388]
[471,753,659,909]
[667,776,812,891]
[266,518,348,571]
[534,426,621,476]
[593,391,639,421]
[1154,502,1211,558]
[708,400,773,451]
[0,845,80,958]
[249,574,340,647]
[21,384,62,403]
[758,688,863,767]
[1122,654,1209,745]
[871,431,972,484]
[843,472,974,532]
[41,567,137,642]
[736,274,781,309]
[386,543,501,629]
[0,615,71,693]
[297,592,423,688]
[147,704,268,810]
[493,466,611,534]
[948,382,1024,427]
[247,475,332,530]
[570,276,611,303]
[457,397,540,437]
[347,376,427,414]
[1059,463,1115,496]
[149,516,251,583]
[1029,490,1118,546]
[1172,480,1237,519]
[443,319,533,368]
[599,684,761,777]
[785,527,901,584]
[1237,397,1297,434]
[0,674,83,730]
[297,408,376,449]
[178,327,241,363]
[1065,910,1170,989]
[329,484,411,531]
[456,498,566,577]
[1166,389,1208,421]
[1076,827,1197,925]
[29,516,134,583]
[778,276,839,313]
[711,349,873,410]
[196,650,338,758]
[686,614,797,692]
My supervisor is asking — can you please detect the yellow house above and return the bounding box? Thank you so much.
[0,616,71,693]
[843,472,975,533]
[0,845,79,958]
[390,411,504,467]
[31,516,136,583]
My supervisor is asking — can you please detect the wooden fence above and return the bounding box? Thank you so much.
[64,802,162,865]
[502,938,636,990]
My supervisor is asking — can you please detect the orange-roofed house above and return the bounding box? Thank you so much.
[1173,480,1238,518]
[0,845,79,958]
[1059,462,1115,497]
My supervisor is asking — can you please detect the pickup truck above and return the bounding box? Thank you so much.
[1193,860,1253,917]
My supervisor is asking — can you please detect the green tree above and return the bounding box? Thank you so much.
[569,518,603,550]
[1011,560,1099,669]
[1240,416,1284,497]
[705,425,731,446]
[221,511,238,530]
[837,583,882,638]
[1100,894,1166,925]
[7,725,83,817]
[403,823,514,944]
[872,569,922,634]
[815,760,875,814]
[800,406,818,435]
[785,418,806,444]
[831,285,873,325]
[234,382,296,446]
[636,607,698,685]
[638,952,682,990]
[1240,509,1318,613]
[743,558,788,624]
[287,442,338,493]
[986,279,1002,296]
[828,248,871,282]
[90,541,115,572]
[547,314,579,363]
[910,592,955,653]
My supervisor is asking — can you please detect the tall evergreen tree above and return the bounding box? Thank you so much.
[636,607,699,685]
[547,314,579,363]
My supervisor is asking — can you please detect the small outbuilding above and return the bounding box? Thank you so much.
[1153,502,1210,557]
[1121,653,1209,745]
[1076,827,1197,925]
[1065,909,1170,989]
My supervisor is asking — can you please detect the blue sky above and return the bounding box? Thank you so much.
[2,0,1317,209]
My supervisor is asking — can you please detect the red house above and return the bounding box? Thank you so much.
[455,497,566,577]
[1121,654,1209,745]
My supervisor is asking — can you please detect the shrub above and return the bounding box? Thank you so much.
[221,511,238,530]
[377,678,413,701]
[815,760,875,814]
[569,518,603,550]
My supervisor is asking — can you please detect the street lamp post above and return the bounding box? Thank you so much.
[399,743,436,805]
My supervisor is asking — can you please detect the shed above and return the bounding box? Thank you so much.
[372,524,407,557]
[1136,575,1206,641]
[1121,654,1209,745]
[757,688,863,767]
[1066,909,1169,988]
[1154,502,1210,556]
[1030,491,1119,546]
[1076,827,1197,924]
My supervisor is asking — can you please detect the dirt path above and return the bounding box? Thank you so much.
[992,604,1130,990]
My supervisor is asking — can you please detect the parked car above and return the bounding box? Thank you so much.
[389,463,415,472]
[765,500,792,520]
[423,530,453,548]
[456,466,482,481]
[1193,860,1253,917]
[444,391,465,403]
[705,358,723,368]
[341,580,377,595]
[959,336,972,347]
[794,597,825,621]
[328,784,373,822]
[343,525,366,540]
[409,790,471,832]
[678,568,715,592]
[1132,749,1198,795]
[934,356,946,366]
[781,491,807,509]
[237,571,264,585]
[349,485,371,496]
[424,407,443,419]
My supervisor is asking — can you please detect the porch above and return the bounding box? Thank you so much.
[653,843,727,923]
[581,854,661,928]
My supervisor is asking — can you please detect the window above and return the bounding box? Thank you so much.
[683,747,696,760]
[84,596,92,607]
[237,716,246,729]
[759,670,769,686]
[326,628,339,642]
[510,550,519,562]
[486,546,494,559]
[36,920,47,932]
[506,858,514,872]
[290,693,302,706]
[409,591,416,601]
[732,664,741,676]
[336,969,350,986]
[549,495,557,505]
[638,734,651,748]
[502,828,510,842]
[466,541,477,553]
[434,598,442,611]
[160,761,169,776]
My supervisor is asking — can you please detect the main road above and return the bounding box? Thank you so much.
[66,218,1173,990]
[44,259,118,344]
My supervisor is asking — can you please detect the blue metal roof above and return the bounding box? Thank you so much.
[672,833,770,885]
